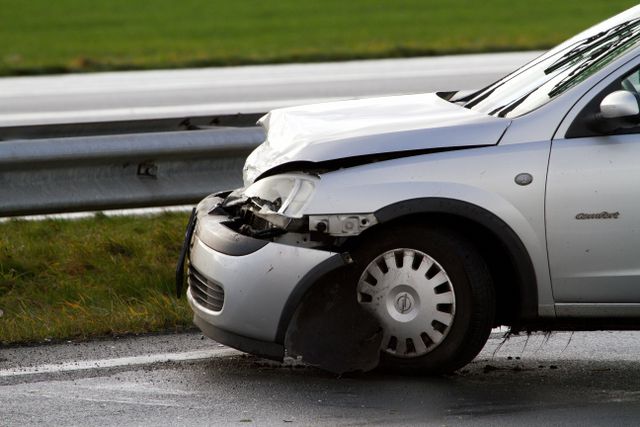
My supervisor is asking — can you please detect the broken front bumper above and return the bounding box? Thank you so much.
[183,199,346,359]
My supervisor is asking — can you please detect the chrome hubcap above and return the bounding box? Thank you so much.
[357,249,456,358]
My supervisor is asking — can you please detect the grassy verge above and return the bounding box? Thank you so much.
[0,212,193,345]
[0,0,637,76]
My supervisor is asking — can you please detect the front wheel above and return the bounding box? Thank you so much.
[352,225,495,374]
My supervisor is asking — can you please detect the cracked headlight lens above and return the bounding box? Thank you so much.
[244,174,317,218]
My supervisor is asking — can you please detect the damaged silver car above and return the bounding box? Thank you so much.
[178,5,640,374]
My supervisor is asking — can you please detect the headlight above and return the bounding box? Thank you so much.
[243,174,317,218]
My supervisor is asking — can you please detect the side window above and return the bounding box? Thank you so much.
[566,65,640,138]
[622,69,640,92]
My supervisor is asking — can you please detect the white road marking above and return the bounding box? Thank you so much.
[0,328,506,377]
[0,347,240,378]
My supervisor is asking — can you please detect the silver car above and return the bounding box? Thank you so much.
[177,6,640,374]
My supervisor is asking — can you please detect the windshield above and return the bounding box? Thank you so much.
[457,8,640,118]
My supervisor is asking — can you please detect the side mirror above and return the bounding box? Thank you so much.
[600,90,640,119]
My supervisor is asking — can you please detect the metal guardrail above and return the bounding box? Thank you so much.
[0,125,265,217]
[0,113,264,140]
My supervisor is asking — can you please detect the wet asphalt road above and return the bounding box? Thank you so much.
[2,331,640,426]
[0,51,540,126]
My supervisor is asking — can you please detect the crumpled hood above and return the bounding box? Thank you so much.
[243,93,510,185]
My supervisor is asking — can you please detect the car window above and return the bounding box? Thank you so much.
[622,69,640,92]
[455,9,640,119]
[565,64,640,138]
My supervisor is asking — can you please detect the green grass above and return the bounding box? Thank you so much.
[0,212,193,344]
[0,0,637,76]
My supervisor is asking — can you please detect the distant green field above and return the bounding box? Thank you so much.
[0,0,637,76]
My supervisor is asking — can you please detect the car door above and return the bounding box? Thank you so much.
[547,65,640,310]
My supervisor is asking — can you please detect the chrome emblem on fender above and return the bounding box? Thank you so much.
[575,211,620,220]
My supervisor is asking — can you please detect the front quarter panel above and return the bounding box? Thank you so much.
[304,141,554,316]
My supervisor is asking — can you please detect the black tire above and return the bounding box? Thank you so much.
[349,224,495,375]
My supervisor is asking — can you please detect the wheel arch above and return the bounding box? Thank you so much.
[275,197,539,345]
[372,198,539,326]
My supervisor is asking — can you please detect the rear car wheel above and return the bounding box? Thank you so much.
[352,225,495,374]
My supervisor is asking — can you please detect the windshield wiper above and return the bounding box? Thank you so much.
[548,30,640,98]
[545,18,640,75]
[488,89,535,118]
[463,86,499,109]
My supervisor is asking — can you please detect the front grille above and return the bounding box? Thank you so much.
[188,266,225,312]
